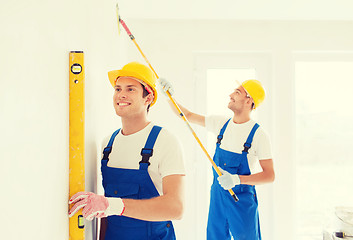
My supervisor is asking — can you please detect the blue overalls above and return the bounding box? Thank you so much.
[101,126,176,240]
[207,119,261,240]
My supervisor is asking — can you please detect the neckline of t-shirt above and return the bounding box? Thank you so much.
[230,118,255,128]
[119,122,154,138]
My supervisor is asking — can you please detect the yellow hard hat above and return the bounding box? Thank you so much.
[239,79,266,109]
[108,62,158,106]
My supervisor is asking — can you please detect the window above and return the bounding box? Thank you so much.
[295,61,353,239]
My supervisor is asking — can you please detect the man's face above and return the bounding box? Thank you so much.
[228,85,251,112]
[113,77,152,118]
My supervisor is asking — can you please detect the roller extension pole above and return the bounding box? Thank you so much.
[115,4,239,202]
[69,51,85,240]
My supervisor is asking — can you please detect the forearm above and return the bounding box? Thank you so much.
[239,169,275,186]
[167,99,205,126]
[122,193,184,221]
[239,159,275,185]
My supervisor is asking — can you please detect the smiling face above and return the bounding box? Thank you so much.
[228,85,253,113]
[113,76,153,119]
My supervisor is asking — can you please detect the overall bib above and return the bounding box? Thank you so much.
[101,126,176,240]
[207,119,261,240]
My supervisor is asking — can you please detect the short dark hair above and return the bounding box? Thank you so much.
[141,83,151,112]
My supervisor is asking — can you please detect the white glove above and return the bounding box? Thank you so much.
[217,168,241,190]
[69,192,125,221]
[159,78,174,96]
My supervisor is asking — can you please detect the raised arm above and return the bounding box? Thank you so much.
[168,100,205,127]
[160,78,205,127]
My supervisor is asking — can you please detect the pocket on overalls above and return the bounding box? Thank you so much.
[223,155,241,175]
[105,183,146,229]
[152,222,175,240]
[105,183,140,198]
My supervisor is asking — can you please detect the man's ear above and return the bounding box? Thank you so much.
[145,94,154,106]
[246,97,254,109]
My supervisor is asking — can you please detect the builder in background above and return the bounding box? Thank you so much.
[69,62,185,240]
[160,78,274,240]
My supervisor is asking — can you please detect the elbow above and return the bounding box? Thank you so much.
[262,166,275,183]
[269,171,275,183]
[171,198,184,220]
[175,201,185,220]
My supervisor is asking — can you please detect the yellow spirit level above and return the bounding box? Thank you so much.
[69,51,85,240]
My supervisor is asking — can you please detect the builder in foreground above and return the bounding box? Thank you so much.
[69,62,185,240]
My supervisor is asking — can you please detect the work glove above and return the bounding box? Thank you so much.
[217,168,241,190]
[159,78,174,96]
[69,192,125,221]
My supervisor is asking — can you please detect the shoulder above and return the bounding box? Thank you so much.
[253,124,271,144]
[254,124,269,138]
[151,127,183,156]
[101,131,117,150]
[205,115,229,124]
[101,128,121,144]
[251,123,273,159]
[205,115,231,132]
[156,127,180,145]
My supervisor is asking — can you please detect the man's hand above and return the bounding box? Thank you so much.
[217,168,241,190]
[69,192,125,221]
[159,78,174,96]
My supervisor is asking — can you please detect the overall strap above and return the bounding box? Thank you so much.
[139,126,162,169]
[242,123,260,154]
[216,118,231,146]
[102,129,121,161]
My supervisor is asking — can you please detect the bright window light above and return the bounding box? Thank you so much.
[206,68,257,116]
[295,62,353,240]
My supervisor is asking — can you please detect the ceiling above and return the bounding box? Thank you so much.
[117,0,353,21]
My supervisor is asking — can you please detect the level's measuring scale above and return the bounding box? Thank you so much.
[69,51,85,240]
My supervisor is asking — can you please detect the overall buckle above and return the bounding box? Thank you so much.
[140,148,153,165]
[242,143,251,153]
[216,136,223,145]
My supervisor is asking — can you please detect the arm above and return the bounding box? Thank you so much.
[122,174,185,221]
[218,159,275,190]
[239,159,275,185]
[160,78,205,126]
[69,175,185,222]
[167,99,205,127]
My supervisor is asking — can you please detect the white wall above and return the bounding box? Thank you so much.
[117,0,353,20]
[2,1,353,239]
[0,0,125,239]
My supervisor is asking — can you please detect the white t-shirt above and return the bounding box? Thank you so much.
[205,115,272,174]
[101,122,185,195]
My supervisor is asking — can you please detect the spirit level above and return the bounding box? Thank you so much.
[69,51,85,240]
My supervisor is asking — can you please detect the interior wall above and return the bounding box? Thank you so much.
[0,0,125,239]
[2,1,353,239]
